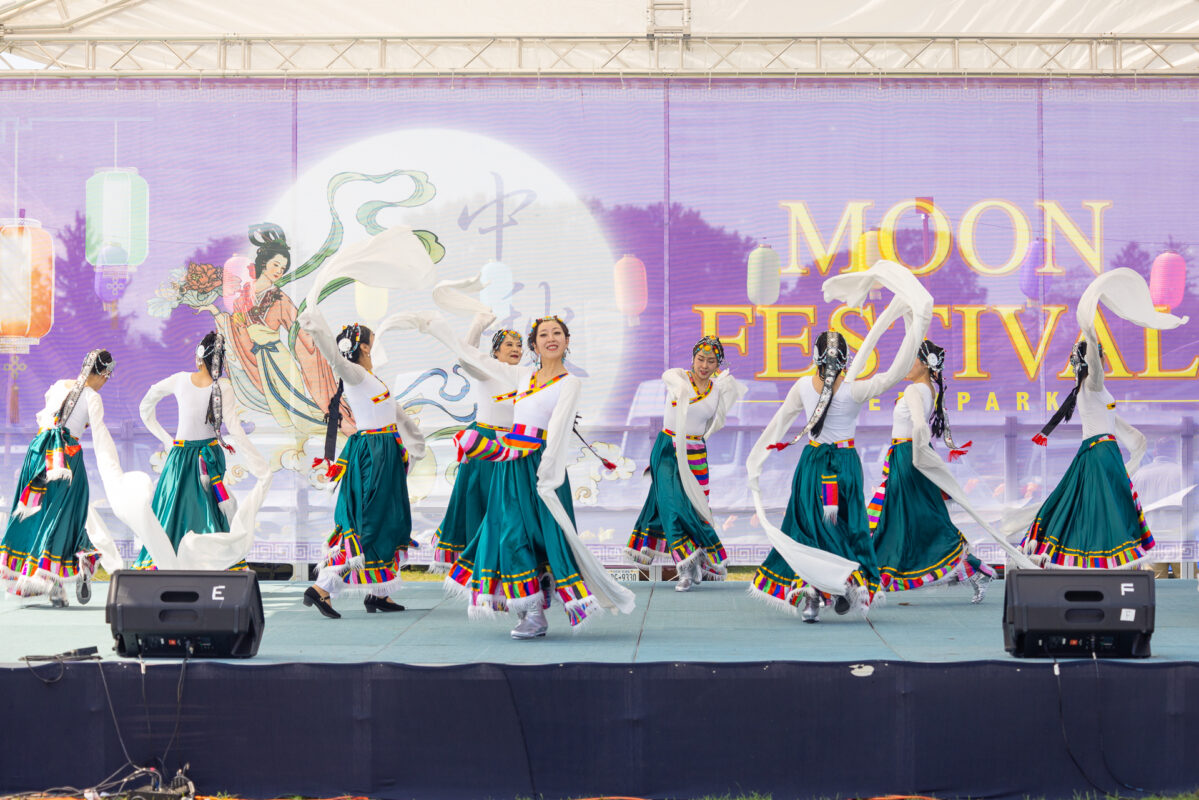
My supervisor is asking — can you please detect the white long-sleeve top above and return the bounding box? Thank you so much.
[891,382,933,440]
[660,369,721,438]
[462,312,516,430]
[298,306,427,462]
[139,372,227,443]
[36,381,94,435]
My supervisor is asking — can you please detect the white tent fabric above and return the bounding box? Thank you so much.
[2,0,1196,38]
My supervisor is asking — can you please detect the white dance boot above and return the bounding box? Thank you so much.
[968,572,992,604]
[675,558,701,592]
[511,605,548,639]
[801,587,820,623]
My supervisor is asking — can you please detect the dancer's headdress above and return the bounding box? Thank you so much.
[1034,340,1102,445]
[55,349,115,429]
[197,332,230,450]
[490,329,523,357]
[692,335,725,366]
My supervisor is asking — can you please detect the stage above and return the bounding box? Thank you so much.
[2,579,1199,799]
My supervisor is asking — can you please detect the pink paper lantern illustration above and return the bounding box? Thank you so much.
[1149,251,1186,311]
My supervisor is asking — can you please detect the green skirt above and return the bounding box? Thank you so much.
[431,422,504,572]
[1021,434,1154,568]
[868,440,987,591]
[447,447,595,627]
[321,424,413,593]
[133,439,244,570]
[751,441,880,610]
[1,427,97,595]
[626,431,727,576]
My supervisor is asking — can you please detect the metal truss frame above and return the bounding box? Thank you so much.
[2,32,1199,77]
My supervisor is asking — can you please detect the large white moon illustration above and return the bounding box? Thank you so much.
[264,128,621,424]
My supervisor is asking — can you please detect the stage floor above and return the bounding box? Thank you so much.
[2,578,1197,666]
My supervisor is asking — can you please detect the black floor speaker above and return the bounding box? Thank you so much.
[1002,568,1154,658]
[105,570,265,658]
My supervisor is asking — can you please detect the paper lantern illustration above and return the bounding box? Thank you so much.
[86,167,149,269]
[221,255,254,313]
[354,280,389,322]
[94,267,132,327]
[1150,251,1186,311]
[0,219,55,354]
[1019,239,1046,301]
[746,243,781,306]
[613,254,648,327]
[480,260,514,320]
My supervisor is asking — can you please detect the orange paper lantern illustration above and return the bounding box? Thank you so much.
[0,218,55,354]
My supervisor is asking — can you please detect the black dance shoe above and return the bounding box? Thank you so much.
[364,595,405,613]
[833,594,852,615]
[303,586,341,619]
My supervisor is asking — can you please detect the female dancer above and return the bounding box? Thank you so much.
[868,339,1034,602]
[133,331,267,570]
[429,315,524,572]
[626,335,746,591]
[1,350,123,606]
[1015,268,1184,568]
[298,306,426,617]
[416,311,634,638]
[746,261,932,622]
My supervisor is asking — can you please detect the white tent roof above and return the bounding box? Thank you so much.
[2,0,1198,75]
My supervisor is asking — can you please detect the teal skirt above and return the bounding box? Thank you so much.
[431,422,504,571]
[868,440,985,591]
[448,447,595,626]
[321,424,413,593]
[1,427,97,595]
[133,439,242,570]
[1021,434,1154,568]
[626,431,727,574]
[751,441,879,609]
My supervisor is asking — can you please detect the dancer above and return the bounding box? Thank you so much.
[416,310,634,637]
[1015,268,1185,569]
[625,335,746,591]
[133,331,266,570]
[746,260,932,622]
[868,339,1030,603]
[0,350,123,606]
[298,306,427,618]
[429,314,523,572]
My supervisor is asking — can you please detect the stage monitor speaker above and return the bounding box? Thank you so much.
[1002,568,1153,658]
[105,570,265,658]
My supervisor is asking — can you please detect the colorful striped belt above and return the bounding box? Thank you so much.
[174,438,219,447]
[891,437,912,445]
[809,438,855,449]
[360,423,400,437]
[1089,434,1117,448]
[662,428,704,442]
[501,424,546,450]
[475,421,510,432]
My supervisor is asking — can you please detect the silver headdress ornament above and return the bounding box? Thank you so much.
[917,339,959,449]
[770,332,849,451]
[200,333,229,449]
[56,349,113,430]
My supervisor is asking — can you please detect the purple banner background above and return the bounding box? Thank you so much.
[0,78,1196,564]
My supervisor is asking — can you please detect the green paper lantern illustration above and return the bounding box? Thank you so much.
[86,167,149,269]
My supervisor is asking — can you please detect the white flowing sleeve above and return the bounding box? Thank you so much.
[298,304,368,386]
[662,369,713,524]
[1077,267,1189,392]
[745,379,805,493]
[85,391,175,571]
[395,402,427,467]
[826,261,933,403]
[220,379,268,477]
[418,311,522,387]
[903,386,1037,569]
[703,370,747,440]
[139,375,176,450]
[1114,412,1148,475]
